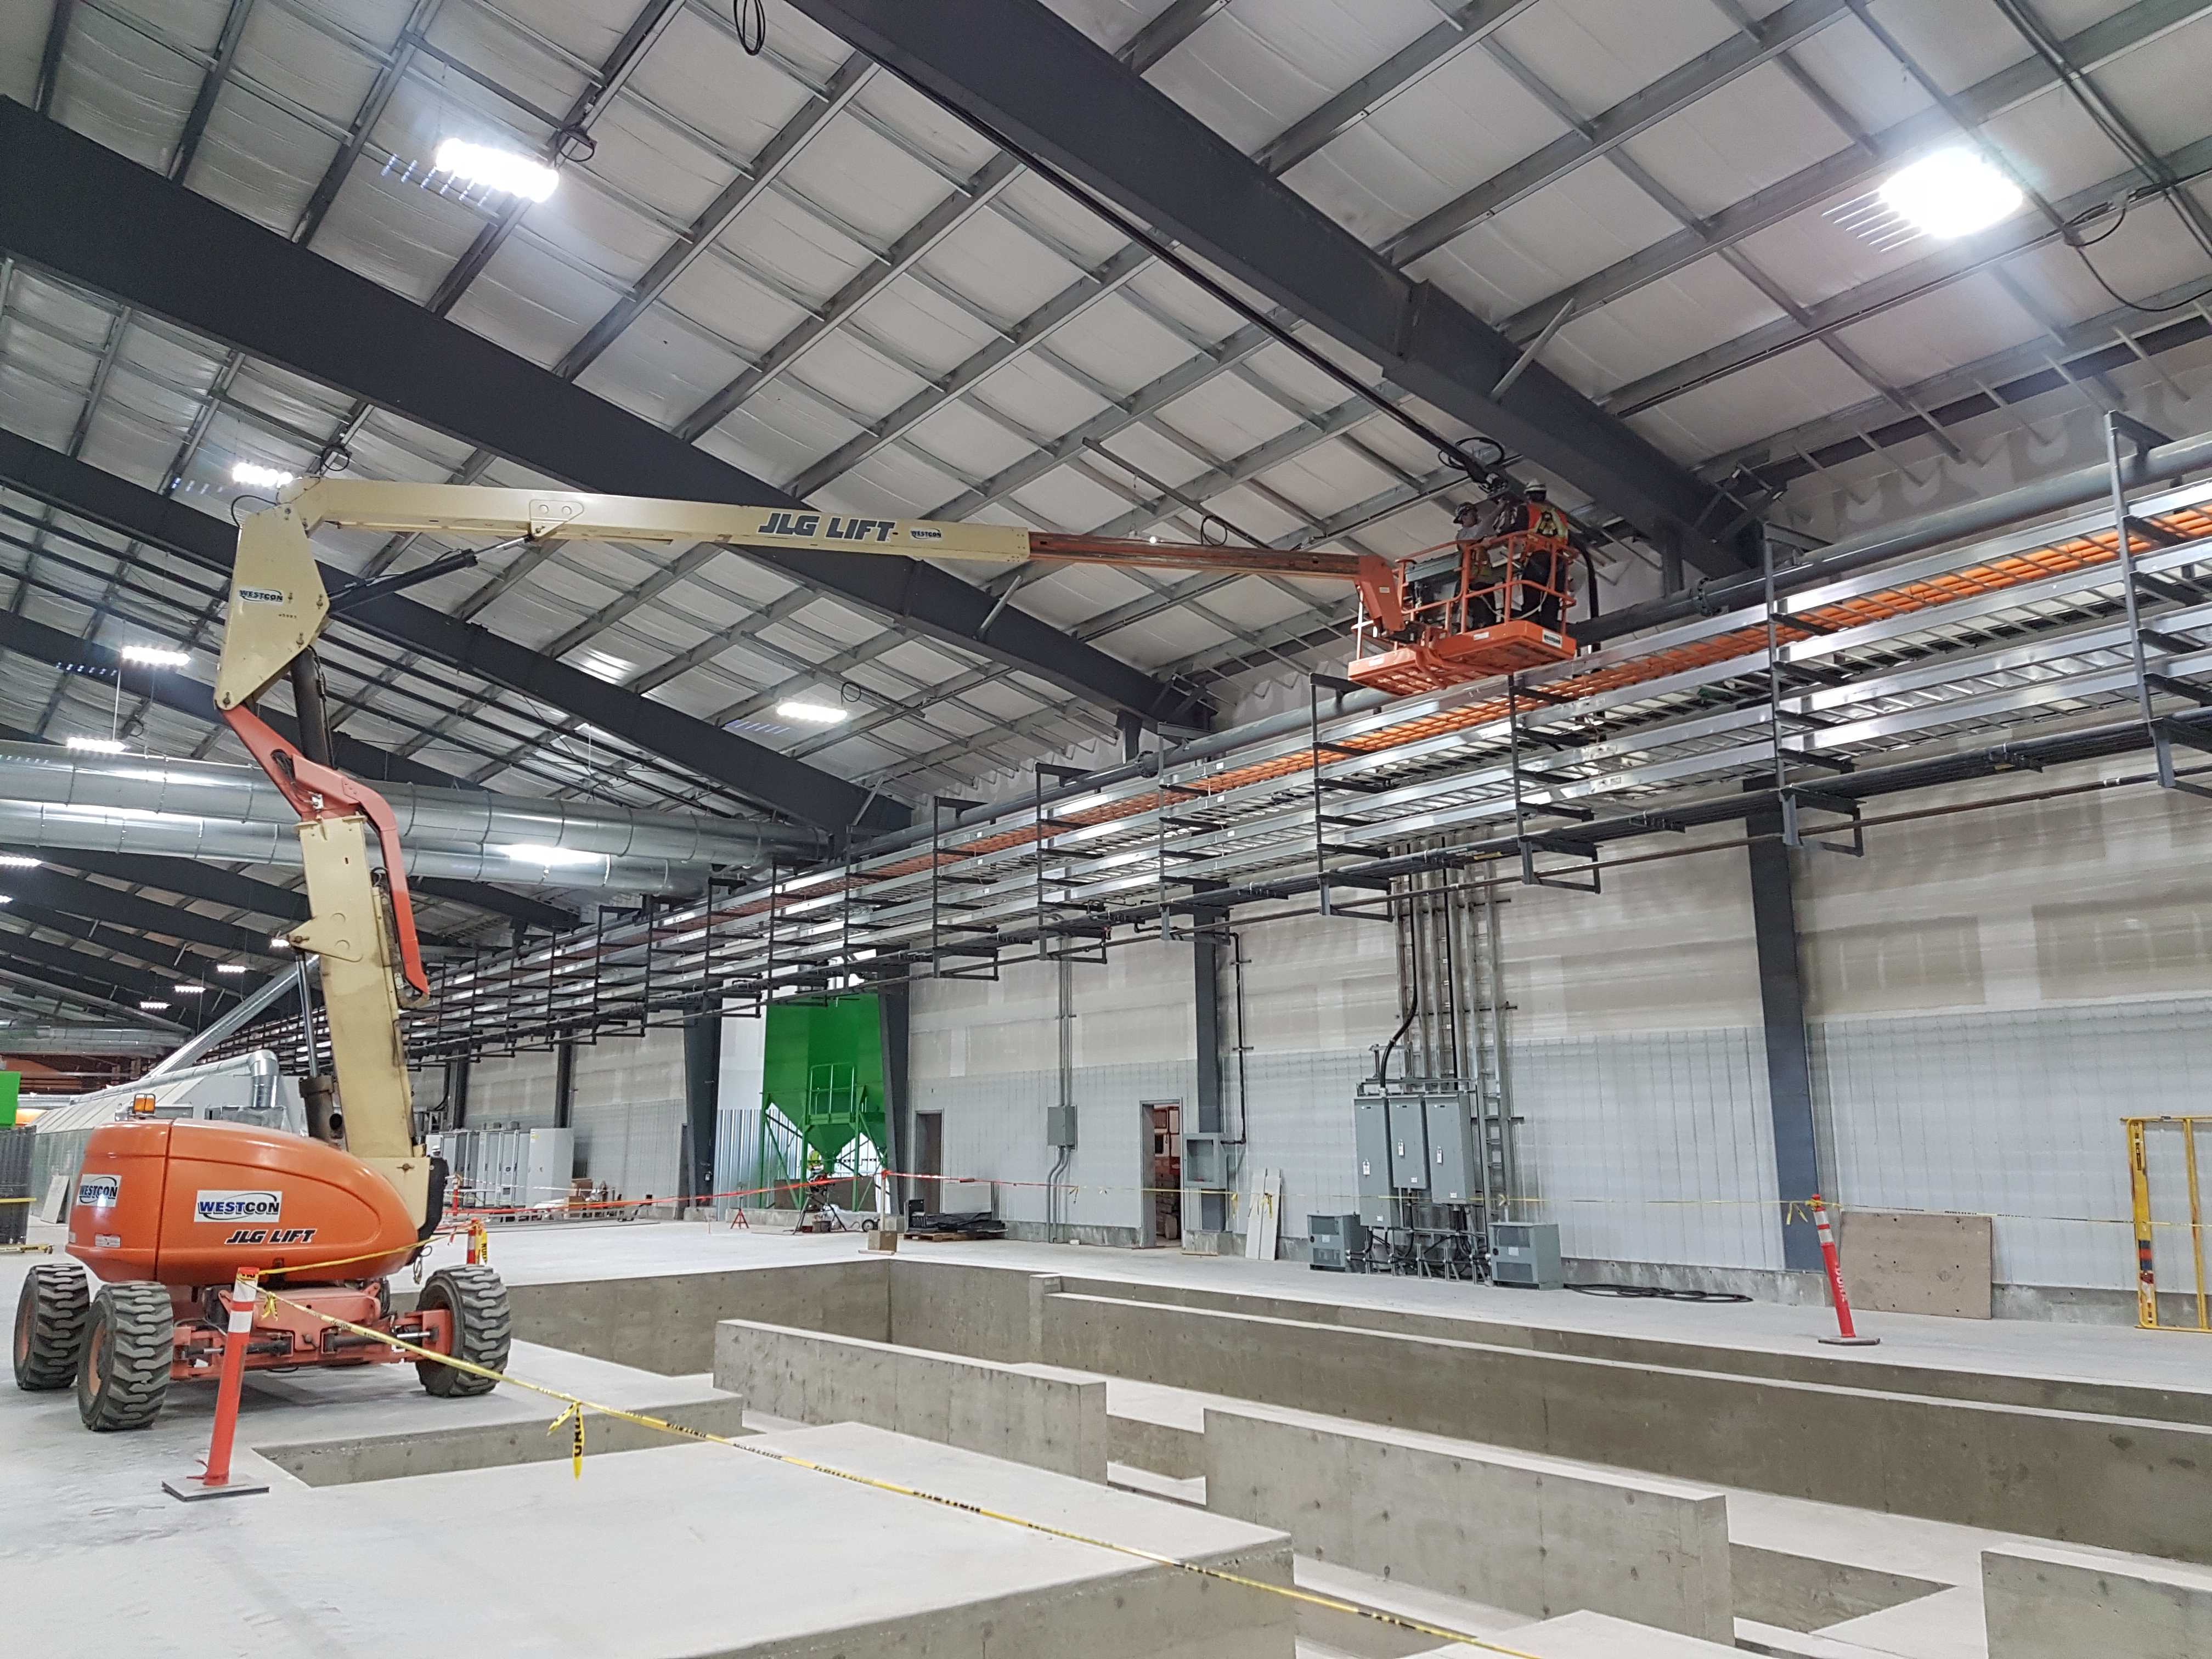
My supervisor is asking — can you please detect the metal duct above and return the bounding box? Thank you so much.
[0,743,811,891]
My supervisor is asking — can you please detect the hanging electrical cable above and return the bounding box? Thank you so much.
[733,0,766,56]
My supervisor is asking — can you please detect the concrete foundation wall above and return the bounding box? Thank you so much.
[505,1260,890,1373]
[1983,1544,2212,1659]
[715,1318,1109,1480]
[887,1259,1045,1363]
[1203,1404,1734,1641]
[1039,1291,2212,1562]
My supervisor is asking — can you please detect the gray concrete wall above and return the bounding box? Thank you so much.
[505,1260,889,1374]
[715,1318,1109,1481]
[1039,1292,2212,1562]
[1040,1271,2212,1425]
[1203,1404,1733,1642]
[1983,1544,2212,1659]
[886,1257,1040,1362]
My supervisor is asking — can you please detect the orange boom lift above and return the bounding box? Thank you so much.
[13,487,511,1430]
[13,476,1576,1427]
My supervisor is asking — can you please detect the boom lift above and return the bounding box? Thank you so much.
[13,485,511,1429]
[13,473,1581,1426]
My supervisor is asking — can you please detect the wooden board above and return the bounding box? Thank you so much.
[1836,1209,1993,1319]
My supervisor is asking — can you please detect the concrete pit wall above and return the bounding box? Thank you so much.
[504,1259,891,1374]
[1983,1545,2212,1659]
[716,1318,1110,1481]
[1203,1404,1734,1642]
[1040,1292,2212,1563]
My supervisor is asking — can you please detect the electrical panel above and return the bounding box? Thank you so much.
[1307,1212,1367,1272]
[1045,1105,1077,1148]
[1387,1094,1429,1190]
[1182,1132,1225,1187]
[1423,1095,1477,1203]
[1353,1096,1393,1228]
[1491,1221,1562,1289]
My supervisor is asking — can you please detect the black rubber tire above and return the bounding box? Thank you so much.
[416,1265,510,1398]
[13,1263,89,1391]
[76,1282,175,1431]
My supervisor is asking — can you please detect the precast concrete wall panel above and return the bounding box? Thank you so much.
[570,1028,685,1202]
[715,1318,1110,1480]
[461,1051,561,1127]
[1983,1543,2212,1658]
[1203,1404,1734,1641]
[1039,1292,2212,1561]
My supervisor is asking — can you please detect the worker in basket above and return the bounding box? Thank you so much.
[1506,486,1573,630]
[1447,489,1575,633]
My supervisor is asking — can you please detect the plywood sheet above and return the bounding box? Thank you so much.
[1837,1209,1993,1319]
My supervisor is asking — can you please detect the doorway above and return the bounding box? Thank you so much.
[1143,1101,1181,1246]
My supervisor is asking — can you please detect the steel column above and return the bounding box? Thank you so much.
[682,1000,721,1211]
[1745,800,1822,1271]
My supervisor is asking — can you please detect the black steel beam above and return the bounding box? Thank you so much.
[0,426,899,835]
[0,99,1204,741]
[778,0,1743,575]
[1743,799,1821,1272]
[0,955,179,1026]
[411,876,577,935]
[0,599,461,789]
[0,865,280,961]
[1,845,307,928]
[0,921,206,1007]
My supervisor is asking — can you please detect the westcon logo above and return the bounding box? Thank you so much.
[76,1175,120,1207]
[194,1189,281,1224]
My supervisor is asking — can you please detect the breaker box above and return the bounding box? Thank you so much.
[1491,1221,1562,1289]
[1353,1096,1393,1228]
[1422,1095,1478,1203]
[1387,1093,1429,1190]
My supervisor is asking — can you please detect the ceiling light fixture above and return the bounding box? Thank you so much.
[435,138,559,202]
[120,646,191,667]
[501,843,602,867]
[270,936,292,950]
[0,855,38,869]
[231,461,295,490]
[173,984,206,995]
[1878,149,2023,240]
[139,1001,171,1011]
[66,736,127,754]
[216,963,248,974]
[775,701,849,725]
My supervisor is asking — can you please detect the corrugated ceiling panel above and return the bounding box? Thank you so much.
[1409,157,1682,321]
[1617,63,1853,221]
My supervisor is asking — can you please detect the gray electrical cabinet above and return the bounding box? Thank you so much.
[1307,1213,1367,1272]
[1423,1094,1477,1203]
[1353,1095,1393,1228]
[1387,1094,1429,1190]
[1491,1221,1562,1289]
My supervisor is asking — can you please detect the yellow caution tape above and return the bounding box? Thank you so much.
[256,1288,1549,1659]
[549,1400,585,1479]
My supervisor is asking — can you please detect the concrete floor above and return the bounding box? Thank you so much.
[10,1220,2205,1658]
